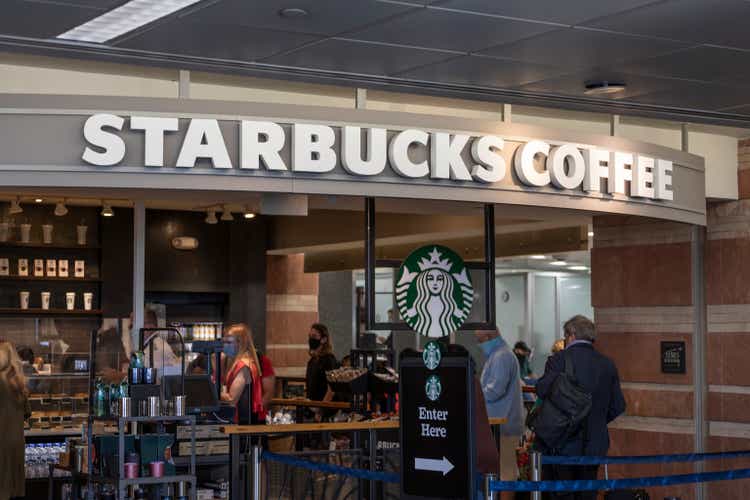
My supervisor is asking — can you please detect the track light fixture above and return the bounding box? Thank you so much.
[9,197,23,215]
[243,205,256,219]
[205,208,218,225]
[54,199,68,217]
[101,202,114,217]
[220,205,234,221]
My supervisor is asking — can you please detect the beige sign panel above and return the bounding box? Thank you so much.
[0,94,705,225]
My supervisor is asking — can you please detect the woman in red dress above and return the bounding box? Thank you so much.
[220,324,264,424]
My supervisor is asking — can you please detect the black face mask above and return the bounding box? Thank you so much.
[309,338,321,350]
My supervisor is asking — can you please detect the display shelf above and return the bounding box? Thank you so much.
[27,373,89,379]
[0,308,102,316]
[0,242,100,250]
[174,454,228,467]
[121,475,196,486]
[0,275,101,283]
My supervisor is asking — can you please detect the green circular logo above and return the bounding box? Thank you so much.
[423,341,442,370]
[396,245,473,338]
[425,375,442,402]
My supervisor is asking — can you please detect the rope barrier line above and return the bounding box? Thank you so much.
[261,451,400,483]
[490,467,750,492]
[541,449,750,465]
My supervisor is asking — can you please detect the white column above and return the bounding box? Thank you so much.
[178,70,190,99]
[610,114,620,136]
[501,104,512,123]
[356,88,367,109]
[132,201,145,352]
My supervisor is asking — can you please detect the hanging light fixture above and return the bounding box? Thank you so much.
[9,197,23,215]
[54,199,68,217]
[34,198,43,203]
[205,208,218,225]
[220,205,234,221]
[101,201,114,217]
[243,205,256,219]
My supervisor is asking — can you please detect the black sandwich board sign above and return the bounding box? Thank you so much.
[399,345,477,500]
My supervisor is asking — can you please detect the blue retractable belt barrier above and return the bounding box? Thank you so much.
[261,450,400,483]
[541,449,750,465]
[490,467,750,492]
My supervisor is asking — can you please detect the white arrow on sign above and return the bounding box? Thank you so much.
[414,456,454,476]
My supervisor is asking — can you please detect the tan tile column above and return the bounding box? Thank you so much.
[265,254,318,376]
[591,216,696,500]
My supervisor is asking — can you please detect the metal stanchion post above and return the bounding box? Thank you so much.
[252,445,262,500]
[531,451,542,500]
[484,473,497,500]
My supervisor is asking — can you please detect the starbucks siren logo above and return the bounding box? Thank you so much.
[425,375,442,402]
[396,245,473,338]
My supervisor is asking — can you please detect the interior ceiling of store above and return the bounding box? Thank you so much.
[5,0,750,125]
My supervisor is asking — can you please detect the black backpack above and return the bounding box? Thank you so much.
[526,352,592,452]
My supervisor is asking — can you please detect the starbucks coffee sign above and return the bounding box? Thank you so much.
[396,245,474,338]
[0,95,706,226]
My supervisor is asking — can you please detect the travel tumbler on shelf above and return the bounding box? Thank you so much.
[65,292,75,311]
[19,223,31,243]
[42,224,53,244]
[19,291,29,310]
[83,292,93,311]
[41,292,51,310]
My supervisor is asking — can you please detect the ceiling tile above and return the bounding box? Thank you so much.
[396,55,569,88]
[261,39,456,76]
[583,0,750,49]
[181,0,417,36]
[436,0,660,26]
[627,81,750,111]
[480,28,687,69]
[619,46,750,86]
[515,70,673,100]
[348,7,556,53]
[118,20,321,62]
[2,0,102,38]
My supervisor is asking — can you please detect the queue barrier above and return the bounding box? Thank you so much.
[255,448,750,498]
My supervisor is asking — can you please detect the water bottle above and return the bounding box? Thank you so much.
[94,379,108,417]
[109,383,120,416]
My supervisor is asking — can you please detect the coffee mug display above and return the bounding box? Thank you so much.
[74,260,85,278]
[18,259,28,276]
[41,292,51,310]
[42,224,53,244]
[65,292,75,311]
[58,259,69,277]
[19,224,31,243]
[83,292,93,311]
[46,259,57,277]
[34,259,44,277]
[0,258,8,276]
[19,291,29,310]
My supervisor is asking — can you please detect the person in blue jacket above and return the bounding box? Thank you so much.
[535,315,626,500]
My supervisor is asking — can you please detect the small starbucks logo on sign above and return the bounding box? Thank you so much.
[423,341,442,370]
[396,245,473,338]
[425,375,442,401]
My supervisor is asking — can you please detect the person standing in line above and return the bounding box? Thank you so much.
[475,328,524,487]
[0,341,30,500]
[220,323,264,424]
[535,315,626,500]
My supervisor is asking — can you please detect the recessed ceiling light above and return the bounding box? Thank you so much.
[550,260,567,267]
[279,7,309,18]
[529,255,547,260]
[58,0,204,43]
[568,265,589,271]
[588,231,594,238]
[35,198,43,203]
[584,81,626,96]
[244,211,256,220]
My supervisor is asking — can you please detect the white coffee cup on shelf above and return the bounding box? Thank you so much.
[41,291,51,310]
[19,224,31,243]
[76,225,87,246]
[42,224,53,244]
[65,292,75,311]
[83,293,93,311]
[19,291,29,310]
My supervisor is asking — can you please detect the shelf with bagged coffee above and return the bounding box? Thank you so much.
[0,275,101,282]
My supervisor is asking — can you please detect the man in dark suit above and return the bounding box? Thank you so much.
[536,315,626,500]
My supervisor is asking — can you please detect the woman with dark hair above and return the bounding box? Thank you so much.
[305,323,338,406]
[0,342,30,500]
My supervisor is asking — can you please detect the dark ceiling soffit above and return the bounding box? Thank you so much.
[2,35,750,128]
